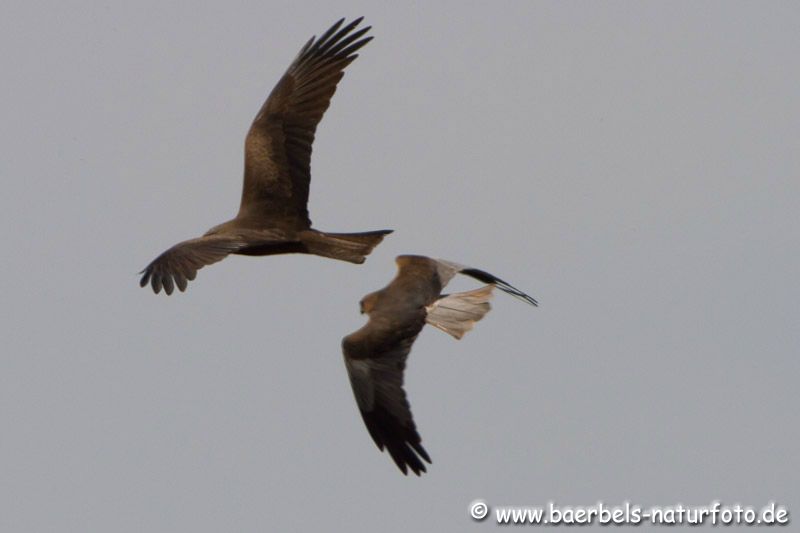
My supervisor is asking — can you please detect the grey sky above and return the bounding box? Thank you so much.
[2,1,798,531]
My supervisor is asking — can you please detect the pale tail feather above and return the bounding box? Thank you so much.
[425,285,495,339]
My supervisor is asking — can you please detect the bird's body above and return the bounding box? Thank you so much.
[140,18,390,295]
[342,255,537,475]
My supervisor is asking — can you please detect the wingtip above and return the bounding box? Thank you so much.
[459,267,538,307]
[408,458,429,476]
[392,457,428,477]
[507,289,538,307]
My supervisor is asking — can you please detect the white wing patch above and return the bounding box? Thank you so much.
[425,285,495,339]
[431,258,464,288]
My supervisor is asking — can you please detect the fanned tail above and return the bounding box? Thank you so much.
[425,285,495,339]
[302,229,392,264]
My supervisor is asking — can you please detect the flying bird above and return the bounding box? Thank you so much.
[342,255,537,475]
[140,18,390,295]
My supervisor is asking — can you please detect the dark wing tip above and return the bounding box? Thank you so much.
[139,265,180,296]
[460,268,538,306]
[362,406,431,476]
[351,34,374,51]
[300,18,372,62]
[138,267,162,294]
[316,18,346,47]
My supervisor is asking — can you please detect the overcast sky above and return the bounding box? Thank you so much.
[2,1,798,531]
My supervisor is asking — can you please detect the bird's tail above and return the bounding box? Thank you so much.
[425,285,494,339]
[301,229,393,264]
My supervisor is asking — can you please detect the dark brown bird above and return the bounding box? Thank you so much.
[342,255,537,475]
[140,18,390,295]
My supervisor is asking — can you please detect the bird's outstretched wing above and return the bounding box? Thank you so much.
[139,235,248,295]
[139,230,288,295]
[342,320,431,476]
[240,18,372,226]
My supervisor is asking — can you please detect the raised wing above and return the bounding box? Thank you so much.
[240,18,372,226]
[458,266,538,306]
[342,320,431,475]
[429,258,538,307]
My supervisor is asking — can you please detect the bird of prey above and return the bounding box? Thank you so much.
[342,255,537,475]
[140,18,391,295]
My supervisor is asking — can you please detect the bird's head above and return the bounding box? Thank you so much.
[359,291,380,315]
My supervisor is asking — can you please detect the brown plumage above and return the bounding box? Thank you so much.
[342,255,537,475]
[140,18,391,295]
